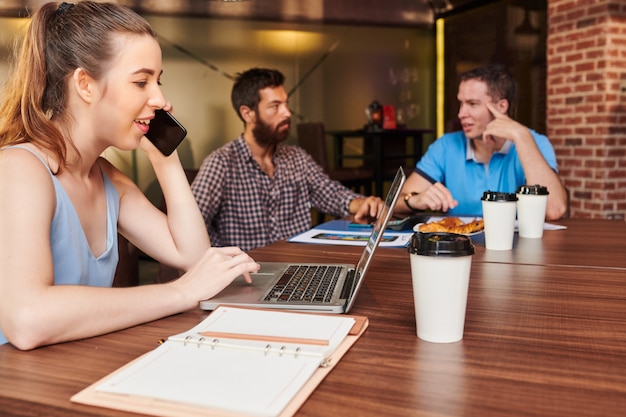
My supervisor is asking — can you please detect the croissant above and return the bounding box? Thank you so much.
[418,217,484,234]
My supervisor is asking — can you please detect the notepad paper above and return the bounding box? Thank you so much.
[92,306,356,417]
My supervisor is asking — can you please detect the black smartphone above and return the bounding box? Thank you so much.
[145,109,187,156]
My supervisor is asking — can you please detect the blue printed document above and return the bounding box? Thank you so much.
[288,220,412,247]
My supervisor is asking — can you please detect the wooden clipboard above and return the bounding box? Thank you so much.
[71,311,368,417]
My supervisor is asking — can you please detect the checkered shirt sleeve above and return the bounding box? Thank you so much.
[191,136,362,251]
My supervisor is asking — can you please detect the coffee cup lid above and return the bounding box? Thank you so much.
[408,232,475,257]
[480,190,518,202]
[516,184,549,195]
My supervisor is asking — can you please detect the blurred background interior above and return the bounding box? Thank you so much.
[0,0,547,206]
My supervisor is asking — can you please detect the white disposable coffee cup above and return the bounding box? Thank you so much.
[481,191,518,251]
[408,232,475,343]
[516,184,549,238]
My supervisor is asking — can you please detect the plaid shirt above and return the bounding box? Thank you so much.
[191,136,362,251]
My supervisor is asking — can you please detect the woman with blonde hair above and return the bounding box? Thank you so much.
[0,1,258,350]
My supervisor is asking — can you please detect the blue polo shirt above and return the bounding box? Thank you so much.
[415,130,558,216]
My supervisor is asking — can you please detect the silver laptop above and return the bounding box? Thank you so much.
[199,167,406,314]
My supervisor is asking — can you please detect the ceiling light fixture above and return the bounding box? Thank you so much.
[428,0,453,16]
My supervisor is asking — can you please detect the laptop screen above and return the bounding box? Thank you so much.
[344,167,406,312]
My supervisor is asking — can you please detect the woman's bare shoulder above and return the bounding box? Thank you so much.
[0,145,54,183]
[0,145,56,218]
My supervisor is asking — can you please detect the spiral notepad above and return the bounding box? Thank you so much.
[72,306,368,417]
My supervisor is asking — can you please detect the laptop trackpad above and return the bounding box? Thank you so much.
[253,263,287,276]
[202,265,282,305]
[220,273,273,291]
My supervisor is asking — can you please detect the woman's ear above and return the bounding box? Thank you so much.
[71,67,95,104]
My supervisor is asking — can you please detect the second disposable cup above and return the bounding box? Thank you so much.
[408,232,475,343]
[516,184,549,238]
[481,191,518,251]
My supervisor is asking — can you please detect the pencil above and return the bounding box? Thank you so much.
[199,331,329,346]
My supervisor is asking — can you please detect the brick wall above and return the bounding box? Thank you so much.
[547,0,626,219]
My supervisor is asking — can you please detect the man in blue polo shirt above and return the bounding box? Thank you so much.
[396,64,567,220]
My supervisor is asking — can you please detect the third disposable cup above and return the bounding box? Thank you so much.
[481,191,518,251]
[516,184,549,238]
[408,232,475,343]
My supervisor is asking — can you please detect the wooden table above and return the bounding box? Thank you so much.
[1,218,626,416]
[289,218,626,270]
[327,128,434,196]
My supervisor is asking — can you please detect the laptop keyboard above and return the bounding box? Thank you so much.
[263,265,344,303]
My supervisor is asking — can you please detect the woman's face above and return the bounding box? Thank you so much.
[92,34,166,151]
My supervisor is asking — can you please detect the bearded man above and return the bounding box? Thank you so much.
[191,68,383,251]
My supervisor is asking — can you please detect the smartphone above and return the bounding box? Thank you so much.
[145,109,187,156]
[385,214,431,231]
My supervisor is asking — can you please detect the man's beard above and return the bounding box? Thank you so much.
[252,117,291,147]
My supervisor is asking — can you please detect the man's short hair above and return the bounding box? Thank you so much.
[231,68,285,121]
[459,64,516,116]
